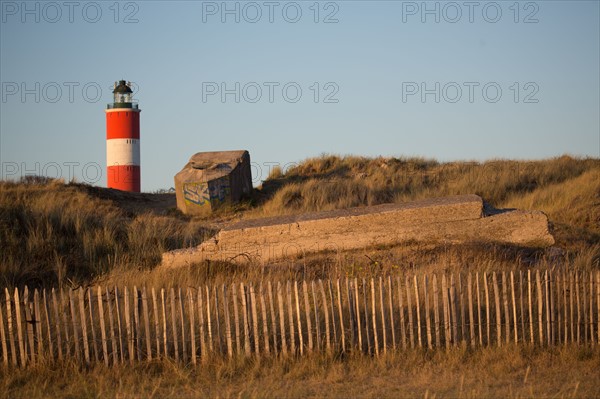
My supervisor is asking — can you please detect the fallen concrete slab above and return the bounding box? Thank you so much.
[161,194,554,268]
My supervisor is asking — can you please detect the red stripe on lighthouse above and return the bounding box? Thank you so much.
[107,165,140,192]
[106,110,140,139]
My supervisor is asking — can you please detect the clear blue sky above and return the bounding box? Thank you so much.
[1,0,598,191]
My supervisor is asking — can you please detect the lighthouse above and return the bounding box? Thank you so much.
[105,80,141,192]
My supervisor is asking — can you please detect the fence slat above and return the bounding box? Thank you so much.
[597,271,600,344]
[177,287,189,364]
[536,271,544,346]
[51,289,62,361]
[86,289,98,362]
[433,274,441,348]
[511,272,518,344]
[320,280,331,353]
[387,276,395,350]
[550,270,556,345]
[241,283,251,356]
[561,272,566,344]
[476,273,483,346]
[260,283,270,355]
[205,286,213,355]
[68,289,80,363]
[213,286,223,354]
[483,273,490,346]
[115,287,124,363]
[42,290,53,361]
[352,277,363,352]
[232,283,241,355]
[136,288,145,361]
[285,280,296,355]
[223,285,233,358]
[161,289,168,359]
[592,273,597,345]
[545,271,552,346]
[502,273,510,344]
[142,287,152,361]
[584,272,590,344]
[558,272,563,344]
[0,294,8,366]
[337,279,346,352]
[5,289,17,366]
[268,281,278,356]
[576,272,582,345]
[450,275,459,346]
[414,275,422,349]
[405,276,414,348]
[33,290,43,359]
[78,289,90,364]
[15,288,27,366]
[197,288,206,362]
[492,273,502,347]
[314,281,322,351]
[458,275,466,344]
[133,288,142,362]
[169,288,178,362]
[467,273,475,347]
[582,272,588,344]
[277,282,287,356]
[106,287,117,365]
[303,281,313,352]
[125,287,135,363]
[424,275,432,349]
[97,287,109,366]
[379,277,387,354]
[528,271,534,344]
[151,288,160,358]
[358,280,368,355]
[519,271,525,345]
[188,289,196,365]
[251,284,260,357]
[328,281,337,347]
[569,272,575,343]
[370,278,379,355]
[442,275,450,348]
[294,281,303,355]
[347,279,356,349]
[23,287,35,362]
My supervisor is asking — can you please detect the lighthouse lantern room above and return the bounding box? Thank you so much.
[105,80,141,192]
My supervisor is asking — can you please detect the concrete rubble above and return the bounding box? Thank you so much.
[162,194,555,268]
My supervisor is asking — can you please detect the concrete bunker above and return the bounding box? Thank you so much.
[174,150,252,215]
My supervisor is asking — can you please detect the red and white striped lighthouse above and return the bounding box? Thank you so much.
[105,80,141,192]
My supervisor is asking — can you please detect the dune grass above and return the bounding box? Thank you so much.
[256,155,598,216]
[0,179,212,289]
[1,154,598,289]
[1,345,598,398]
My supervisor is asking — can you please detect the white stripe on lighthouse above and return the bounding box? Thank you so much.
[106,138,140,166]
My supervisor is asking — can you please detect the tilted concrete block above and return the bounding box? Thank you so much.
[162,194,555,268]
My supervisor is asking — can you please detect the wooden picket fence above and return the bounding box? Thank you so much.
[1,269,599,367]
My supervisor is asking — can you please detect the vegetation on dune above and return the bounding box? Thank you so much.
[0,178,211,289]
[0,155,598,289]
[1,346,598,398]
[257,154,598,216]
